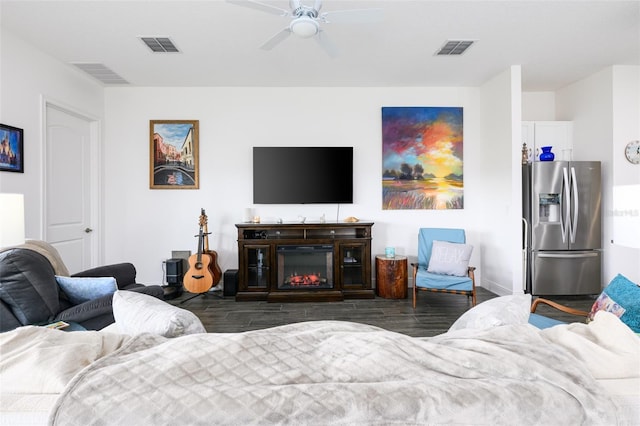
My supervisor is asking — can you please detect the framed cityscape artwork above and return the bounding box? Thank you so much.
[0,123,24,173]
[381,107,464,210]
[149,120,199,189]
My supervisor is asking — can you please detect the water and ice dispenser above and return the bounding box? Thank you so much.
[539,193,560,223]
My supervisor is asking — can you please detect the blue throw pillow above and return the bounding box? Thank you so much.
[588,274,640,332]
[55,276,117,305]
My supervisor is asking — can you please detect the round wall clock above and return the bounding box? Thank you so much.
[625,140,640,164]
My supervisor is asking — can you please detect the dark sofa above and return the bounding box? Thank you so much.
[0,246,164,332]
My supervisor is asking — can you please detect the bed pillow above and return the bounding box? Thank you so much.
[427,240,473,277]
[587,274,640,333]
[112,290,206,337]
[449,294,532,331]
[55,276,117,305]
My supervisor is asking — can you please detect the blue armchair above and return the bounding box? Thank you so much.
[412,228,477,309]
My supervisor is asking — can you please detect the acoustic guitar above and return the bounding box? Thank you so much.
[200,209,222,287]
[183,220,215,294]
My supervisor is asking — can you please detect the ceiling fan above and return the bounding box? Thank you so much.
[227,0,383,57]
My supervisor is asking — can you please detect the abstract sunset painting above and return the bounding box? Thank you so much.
[382,107,464,210]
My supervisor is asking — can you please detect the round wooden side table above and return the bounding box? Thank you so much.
[375,255,408,299]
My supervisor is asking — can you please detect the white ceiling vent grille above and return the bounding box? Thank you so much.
[71,63,129,85]
[436,40,475,56]
[140,37,180,53]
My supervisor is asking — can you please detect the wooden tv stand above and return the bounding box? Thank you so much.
[235,222,374,302]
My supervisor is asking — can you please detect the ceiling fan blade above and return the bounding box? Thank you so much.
[226,0,290,17]
[260,27,292,50]
[315,29,339,58]
[321,8,384,24]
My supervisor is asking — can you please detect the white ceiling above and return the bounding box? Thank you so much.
[1,0,639,91]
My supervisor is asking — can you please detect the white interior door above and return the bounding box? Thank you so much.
[45,103,97,274]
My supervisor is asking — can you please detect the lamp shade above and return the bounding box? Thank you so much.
[290,16,318,38]
[0,193,25,248]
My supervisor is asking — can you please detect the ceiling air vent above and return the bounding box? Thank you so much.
[140,37,180,53]
[435,40,475,56]
[71,63,129,85]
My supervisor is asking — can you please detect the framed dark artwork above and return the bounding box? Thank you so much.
[0,123,24,173]
[382,107,464,210]
[150,120,199,189]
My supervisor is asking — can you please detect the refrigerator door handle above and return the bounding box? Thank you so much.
[570,166,579,244]
[522,218,528,292]
[561,167,570,243]
[538,252,599,259]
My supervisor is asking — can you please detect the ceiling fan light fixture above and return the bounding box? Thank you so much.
[290,16,319,38]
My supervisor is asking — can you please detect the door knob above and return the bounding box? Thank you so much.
[84,227,93,233]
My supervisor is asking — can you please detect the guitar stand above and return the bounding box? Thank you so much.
[180,288,224,304]
[182,209,223,304]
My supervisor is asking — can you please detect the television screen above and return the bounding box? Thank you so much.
[253,147,353,204]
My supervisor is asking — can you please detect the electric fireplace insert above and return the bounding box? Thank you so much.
[277,245,334,290]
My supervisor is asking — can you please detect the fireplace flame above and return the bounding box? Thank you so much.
[287,273,325,286]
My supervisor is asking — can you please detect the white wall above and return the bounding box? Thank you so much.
[556,66,640,284]
[5,24,635,293]
[477,66,523,295]
[105,86,520,287]
[0,28,104,241]
[0,27,549,293]
[609,66,640,282]
[522,92,556,121]
[610,66,640,260]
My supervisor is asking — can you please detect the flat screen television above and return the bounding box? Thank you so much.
[253,147,353,204]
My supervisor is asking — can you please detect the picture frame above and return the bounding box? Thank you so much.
[381,107,464,210]
[0,123,24,173]
[150,120,199,189]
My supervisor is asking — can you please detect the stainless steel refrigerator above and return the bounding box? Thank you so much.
[522,161,602,295]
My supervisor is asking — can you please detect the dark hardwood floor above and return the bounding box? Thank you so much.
[170,287,596,338]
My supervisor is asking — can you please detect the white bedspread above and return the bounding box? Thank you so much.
[2,313,638,426]
[0,327,129,426]
[45,315,635,425]
[540,310,640,380]
[0,326,128,394]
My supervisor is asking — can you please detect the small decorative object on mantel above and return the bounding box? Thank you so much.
[522,142,530,165]
[539,146,555,161]
[0,123,24,173]
[344,216,359,223]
